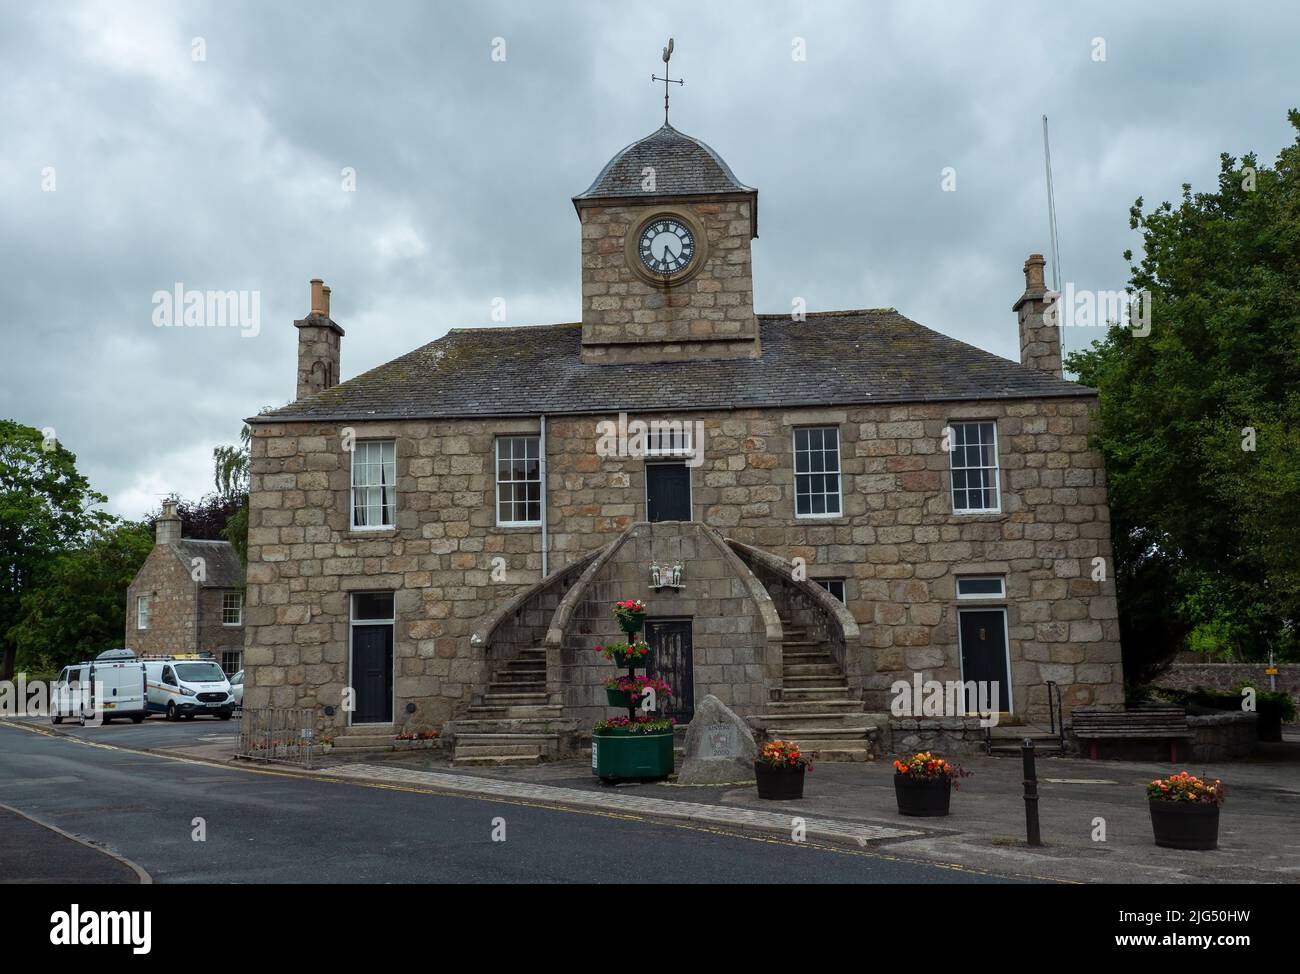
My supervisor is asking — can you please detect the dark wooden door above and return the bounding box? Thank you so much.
[646,463,691,522]
[958,609,1011,714]
[645,620,694,722]
[352,625,393,723]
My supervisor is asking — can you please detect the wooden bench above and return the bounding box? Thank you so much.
[1071,705,1194,762]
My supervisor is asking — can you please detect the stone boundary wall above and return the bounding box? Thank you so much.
[1187,712,1257,762]
[885,717,989,757]
[1155,663,1300,710]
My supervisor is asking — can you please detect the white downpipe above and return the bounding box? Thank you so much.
[539,414,549,578]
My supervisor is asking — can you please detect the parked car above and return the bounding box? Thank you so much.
[229,670,244,709]
[143,655,234,720]
[52,649,148,725]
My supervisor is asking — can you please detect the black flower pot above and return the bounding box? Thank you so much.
[1149,800,1220,850]
[894,773,953,816]
[754,761,806,800]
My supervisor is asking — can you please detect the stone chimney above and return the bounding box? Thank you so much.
[155,498,182,545]
[294,278,345,401]
[1012,253,1062,378]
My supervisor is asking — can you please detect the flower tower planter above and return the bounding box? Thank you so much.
[592,600,674,783]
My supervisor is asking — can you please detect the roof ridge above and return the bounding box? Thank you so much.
[446,321,580,335]
[758,308,899,320]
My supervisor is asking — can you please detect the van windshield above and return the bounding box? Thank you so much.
[174,663,226,683]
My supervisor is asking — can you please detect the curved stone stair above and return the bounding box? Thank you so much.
[748,621,886,762]
[447,648,576,767]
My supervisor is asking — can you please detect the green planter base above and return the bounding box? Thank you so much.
[592,730,674,782]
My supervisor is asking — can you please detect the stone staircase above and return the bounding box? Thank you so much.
[983,722,1066,757]
[748,619,886,762]
[331,722,397,753]
[447,647,577,767]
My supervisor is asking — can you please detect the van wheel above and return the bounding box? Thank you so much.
[131,715,145,724]
[78,713,86,727]
[51,712,62,725]
[183,713,195,721]
[166,702,177,721]
[218,711,232,721]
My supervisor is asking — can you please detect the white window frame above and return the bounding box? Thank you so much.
[136,595,150,630]
[221,591,244,626]
[643,421,695,460]
[814,578,847,603]
[949,421,1001,515]
[956,576,1006,600]
[350,440,397,531]
[495,435,542,527]
[793,426,843,519]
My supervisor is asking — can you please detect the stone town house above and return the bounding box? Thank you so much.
[242,120,1123,762]
[125,499,246,674]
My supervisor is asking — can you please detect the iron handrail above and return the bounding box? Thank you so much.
[1045,680,1065,751]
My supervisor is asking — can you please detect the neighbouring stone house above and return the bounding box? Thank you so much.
[241,116,1124,763]
[125,499,246,675]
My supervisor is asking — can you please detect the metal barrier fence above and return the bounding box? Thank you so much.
[238,708,317,768]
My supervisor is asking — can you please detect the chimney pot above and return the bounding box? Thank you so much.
[310,278,327,316]
[1023,253,1047,292]
[156,497,182,545]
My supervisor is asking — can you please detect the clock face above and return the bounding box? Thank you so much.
[637,217,696,275]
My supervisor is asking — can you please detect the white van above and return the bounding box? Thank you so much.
[143,655,235,721]
[52,649,148,725]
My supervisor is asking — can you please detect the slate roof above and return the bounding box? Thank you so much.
[254,311,1095,425]
[575,124,755,200]
[171,540,243,589]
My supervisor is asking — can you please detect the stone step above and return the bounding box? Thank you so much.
[489,679,546,690]
[454,742,548,757]
[782,651,833,661]
[338,723,395,736]
[781,686,851,699]
[330,735,395,750]
[481,692,549,703]
[452,753,545,768]
[763,699,864,714]
[756,712,876,727]
[467,705,563,718]
[781,640,821,648]
[767,726,872,741]
[452,719,572,735]
[782,675,848,687]
[782,663,842,677]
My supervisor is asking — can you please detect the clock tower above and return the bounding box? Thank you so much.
[573,121,761,365]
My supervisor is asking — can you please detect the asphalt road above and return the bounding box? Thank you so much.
[0,722,1029,883]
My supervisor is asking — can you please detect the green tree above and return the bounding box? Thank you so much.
[10,521,152,673]
[1068,110,1300,676]
[213,413,264,565]
[0,420,111,679]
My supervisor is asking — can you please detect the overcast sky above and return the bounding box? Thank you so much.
[2,0,1296,520]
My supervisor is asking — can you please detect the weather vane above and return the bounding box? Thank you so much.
[651,38,683,125]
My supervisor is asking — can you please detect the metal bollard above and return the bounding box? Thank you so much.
[1022,738,1042,846]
